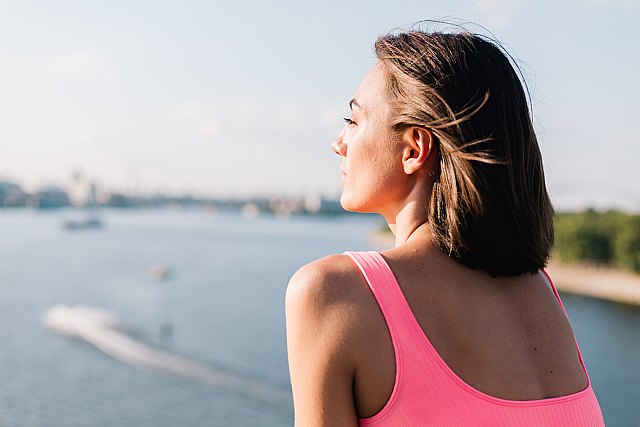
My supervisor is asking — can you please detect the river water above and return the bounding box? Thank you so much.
[0,208,636,426]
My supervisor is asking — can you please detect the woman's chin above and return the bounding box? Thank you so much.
[340,193,371,213]
[339,193,359,212]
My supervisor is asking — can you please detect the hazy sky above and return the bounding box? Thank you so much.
[1,0,638,210]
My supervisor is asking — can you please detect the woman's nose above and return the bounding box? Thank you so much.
[332,132,346,157]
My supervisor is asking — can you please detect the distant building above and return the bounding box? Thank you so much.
[35,186,71,209]
[0,180,28,208]
[105,193,132,207]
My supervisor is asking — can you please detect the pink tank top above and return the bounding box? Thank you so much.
[345,251,605,427]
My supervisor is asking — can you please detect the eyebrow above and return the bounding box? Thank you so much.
[349,98,362,111]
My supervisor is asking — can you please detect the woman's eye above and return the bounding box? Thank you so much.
[343,117,356,125]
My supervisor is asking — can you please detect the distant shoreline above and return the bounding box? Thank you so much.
[369,230,640,307]
[545,261,640,306]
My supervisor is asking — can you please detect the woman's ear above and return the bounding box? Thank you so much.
[402,127,434,175]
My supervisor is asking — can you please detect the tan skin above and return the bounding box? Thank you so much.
[285,63,588,426]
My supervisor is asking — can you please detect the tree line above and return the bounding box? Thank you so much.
[554,210,640,273]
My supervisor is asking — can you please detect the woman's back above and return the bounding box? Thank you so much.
[351,236,592,413]
[344,238,603,425]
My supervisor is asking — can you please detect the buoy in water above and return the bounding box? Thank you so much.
[148,264,171,280]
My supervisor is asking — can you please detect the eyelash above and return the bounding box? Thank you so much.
[343,117,356,125]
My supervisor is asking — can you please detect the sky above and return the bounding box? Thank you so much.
[0,0,639,210]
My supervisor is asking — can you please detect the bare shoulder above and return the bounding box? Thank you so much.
[285,253,382,366]
[285,254,371,425]
[286,254,365,311]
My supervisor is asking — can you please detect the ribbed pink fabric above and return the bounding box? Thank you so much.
[345,251,605,427]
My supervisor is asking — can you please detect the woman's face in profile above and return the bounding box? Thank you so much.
[332,62,406,215]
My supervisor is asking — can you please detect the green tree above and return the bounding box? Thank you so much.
[554,210,614,263]
[613,215,640,273]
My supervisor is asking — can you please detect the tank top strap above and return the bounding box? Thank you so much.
[344,251,418,345]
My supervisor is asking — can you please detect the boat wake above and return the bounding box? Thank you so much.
[43,304,291,409]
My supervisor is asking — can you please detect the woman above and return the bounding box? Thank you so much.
[286,29,604,426]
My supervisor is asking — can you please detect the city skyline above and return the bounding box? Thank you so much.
[1,0,639,210]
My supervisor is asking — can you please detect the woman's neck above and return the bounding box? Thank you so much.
[385,200,430,247]
[381,172,434,247]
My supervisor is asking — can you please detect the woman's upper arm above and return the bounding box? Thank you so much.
[285,255,360,427]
